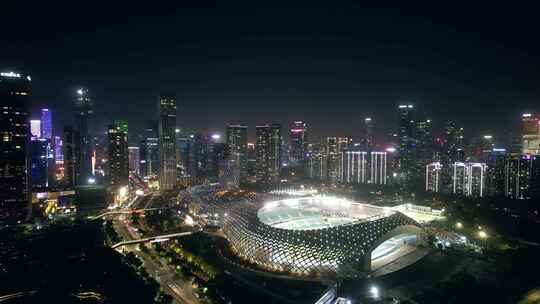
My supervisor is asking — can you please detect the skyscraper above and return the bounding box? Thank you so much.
[63,126,81,188]
[415,119,433,185]
[255,125,271,183]
[128,146,140,174]
[441,121,465,193]
[364,117,374,151]
[326,137,339,185]
[0,71,31,223]
[452,162,487,197]
[522,113,540,155]
[505,154,540,200]
[269,124,282,183]
[40,108,52,139]
[108,122,128,188]
[142,120,159,177]
[397,104,416,185]
[30,137,50,191]
[426,162,442,192]
[226,124,248,183]
[486,148,507,196]
[289,121,308,178]
[158,95,177,190]
[75,88,94,182]
[54,135,65,183]
[30,119,41,137]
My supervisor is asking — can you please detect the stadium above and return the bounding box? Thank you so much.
[221,195,425,278]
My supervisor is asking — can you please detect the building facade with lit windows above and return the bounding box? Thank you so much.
[425,162,442,192]
[40,108,52,139]
[107,122,128,189]
[452,162,487,197]
[505,154,540,200]
[128,146,140,174]
[30,137,50,191]
[75,88,94,182]
[63,126,81,188]
[340,151,387,185]
[522,113,540,155]
[30,119,41,137]
[0,72,31,223]
[158,95,177,190]
[289,121,308,178]
[226,123,248,183]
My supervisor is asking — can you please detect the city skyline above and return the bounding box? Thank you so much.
[3,4,540,303]
[2,3,540,142]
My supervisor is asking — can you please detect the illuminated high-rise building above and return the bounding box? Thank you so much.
[486,148,507,196]
[0,71,31,223]
[54,136,64,182]
[370,151,387,185]
[63,126,81,187]
[452,162,487,197]
[336,137,352,180]
[269,124,282,183]
[340,150,386,185]
[505,154,540,200]
[40,108,52,139]
[108,123,128,188]
[397,104,416,184]
[128,146,140,174]
[75,88,94,183]
[308,144,326,181]
[158,95,177,190]
[441,121,464,193]
[364,117,374,151]
[254,124,281,184]
[522,113,540,155]
[54,136,63,162]
[326,137,339,185]
[341,151,368,184]
[289,121,308,178]
[30,137,50,190]
[30,119,41,137]
[415,119,433,161]
[255,125,271,183]
[226,123,248,183]
[426,162,442,192]
[140,120,159,177]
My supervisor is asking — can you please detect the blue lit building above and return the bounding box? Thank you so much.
[41,108,52,139]
[31,137,50,191]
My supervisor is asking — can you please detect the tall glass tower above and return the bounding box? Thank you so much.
[40,108,52,139]
[226,123,248,183]
[158,95,177,190]
[75,88,93,184]
[0,71,31,223]
[289,121,308,178]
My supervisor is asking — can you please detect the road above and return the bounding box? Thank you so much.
[113,219,200,304]
[111,231,194,249]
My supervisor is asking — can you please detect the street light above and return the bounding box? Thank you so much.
[455,222,463,229]
[478,230,488,239]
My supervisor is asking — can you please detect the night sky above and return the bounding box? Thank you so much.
[2,2,540,144]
